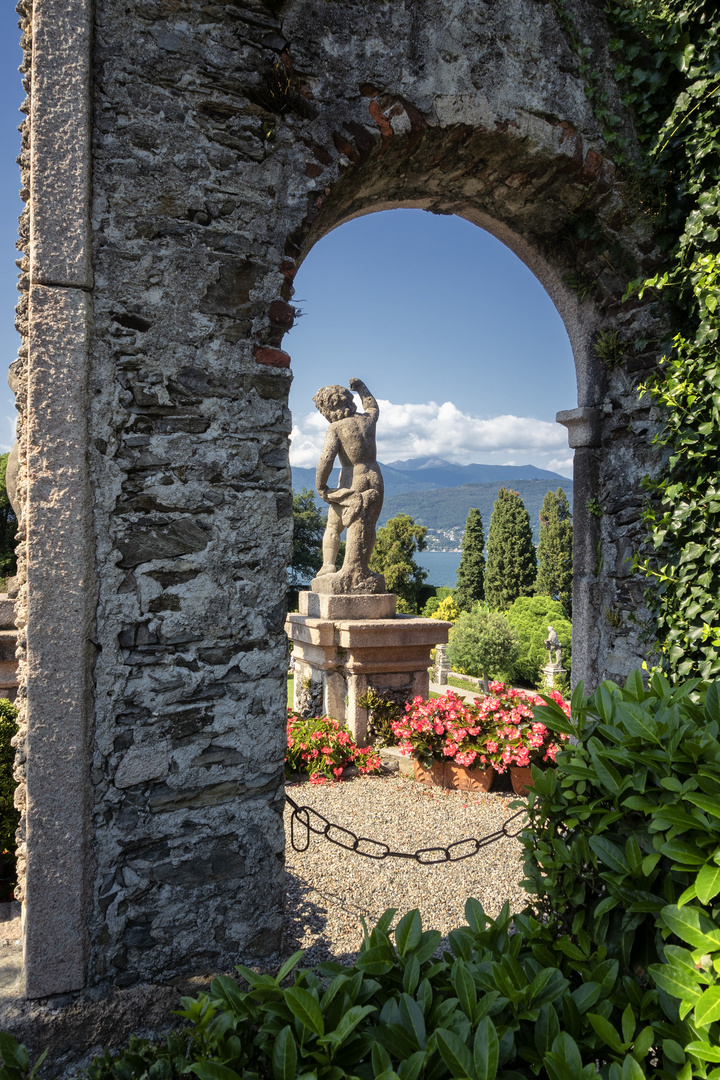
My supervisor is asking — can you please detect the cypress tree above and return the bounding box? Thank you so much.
[535,487,573,618]
[455,507,485,611]
[485,487,537,610]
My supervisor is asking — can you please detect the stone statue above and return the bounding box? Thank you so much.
[311,378,385,595]
[544,625,562,668]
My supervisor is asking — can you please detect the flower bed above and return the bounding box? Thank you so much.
[285,711,383,783]
[391,682,571,777]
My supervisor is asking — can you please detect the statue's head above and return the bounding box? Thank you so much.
[313,384,357,423]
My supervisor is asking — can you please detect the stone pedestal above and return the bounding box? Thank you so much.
[542,663,566,690]
[286,592,451,745]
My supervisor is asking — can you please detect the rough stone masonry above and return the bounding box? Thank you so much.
[9,0,666,1006]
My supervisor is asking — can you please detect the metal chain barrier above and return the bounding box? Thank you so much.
[285,791,526,865]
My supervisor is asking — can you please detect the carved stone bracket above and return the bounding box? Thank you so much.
[556,407,602,449]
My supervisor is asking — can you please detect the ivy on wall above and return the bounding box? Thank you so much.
[611,0,719,680]
[560,0,720,679]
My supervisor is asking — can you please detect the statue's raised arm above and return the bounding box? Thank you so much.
[310,379,385,595]
[349,377,379,422]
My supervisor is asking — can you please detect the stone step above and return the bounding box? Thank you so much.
[0,664,18,688]
[378,745,414,777]
[0,596,16,630]
[0,638,17,665]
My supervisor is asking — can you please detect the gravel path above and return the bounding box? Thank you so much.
[283,774,529,968]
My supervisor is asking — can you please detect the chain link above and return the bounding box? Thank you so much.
[285,790,526,864]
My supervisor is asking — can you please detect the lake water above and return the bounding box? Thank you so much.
[417,550,462,587]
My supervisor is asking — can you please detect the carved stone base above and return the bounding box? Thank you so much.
[311,568,386,595]
[299,591,397,620]
[286,612,451,745]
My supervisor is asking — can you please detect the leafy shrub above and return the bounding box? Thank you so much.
[505,596,571,688]
[285,712,382,782]
[421,587,455,618]
[428,596,459,623]
[14,673,720,1078]
[5,901,665,1080]
[446,606,518,690]
[357,688,402,747]
[524,671,720,1077]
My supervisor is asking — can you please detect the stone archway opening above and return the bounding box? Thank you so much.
[284,204,578,707]
[278,198,604,967]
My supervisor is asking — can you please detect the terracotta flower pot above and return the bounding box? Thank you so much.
[510,765,534,795]
[414,759,494,791]
[447,762,494,791]
[413,760,446,787]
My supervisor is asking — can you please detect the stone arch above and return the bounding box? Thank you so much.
[276,112,658,690]
[10,0,665,1017]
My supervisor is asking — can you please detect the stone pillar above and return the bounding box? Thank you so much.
[17,0,95,1000]
[557,407,603,691]
[434,643,450,686]
[286,593,450,744]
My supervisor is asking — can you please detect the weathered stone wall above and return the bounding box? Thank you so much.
[12,0,666,1001]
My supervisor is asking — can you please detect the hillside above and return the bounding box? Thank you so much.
[292,457,569,502]
[378,479,574,544]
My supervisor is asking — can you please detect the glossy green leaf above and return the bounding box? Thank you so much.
[697,863,720,904]
[190,1065,243,1080]
[534,1003,560,1057]
[399,995,426,1050]
[648,962,703,1003]
[272,1026,298,1080]
[276,949,307,985]
[695,986,720,1027]
[685,1040,720,1063]
[587,1014,625,1054]
[395,910,422,957]
[473,1016,499,1080]
[435,1029,474,1079]
[589,836,630,875]
[621,1055,645,1080]
[662,904,720,949]
[285,987,325,1036]
[397,1051,425,1080]
[451,961,477,1020]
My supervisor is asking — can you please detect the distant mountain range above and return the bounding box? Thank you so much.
[292,457,573,544]
[292,456,568,501]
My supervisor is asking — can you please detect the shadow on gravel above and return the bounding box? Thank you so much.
[283,868,372,968]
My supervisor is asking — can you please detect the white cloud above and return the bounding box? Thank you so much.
[290,397,568,469]
[546,455,574,478]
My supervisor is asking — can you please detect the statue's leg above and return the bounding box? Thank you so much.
[317,505,343,575]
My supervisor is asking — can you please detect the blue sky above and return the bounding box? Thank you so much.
[0,7,23,453]
[289,212,576,476]
[0,8,576,475]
